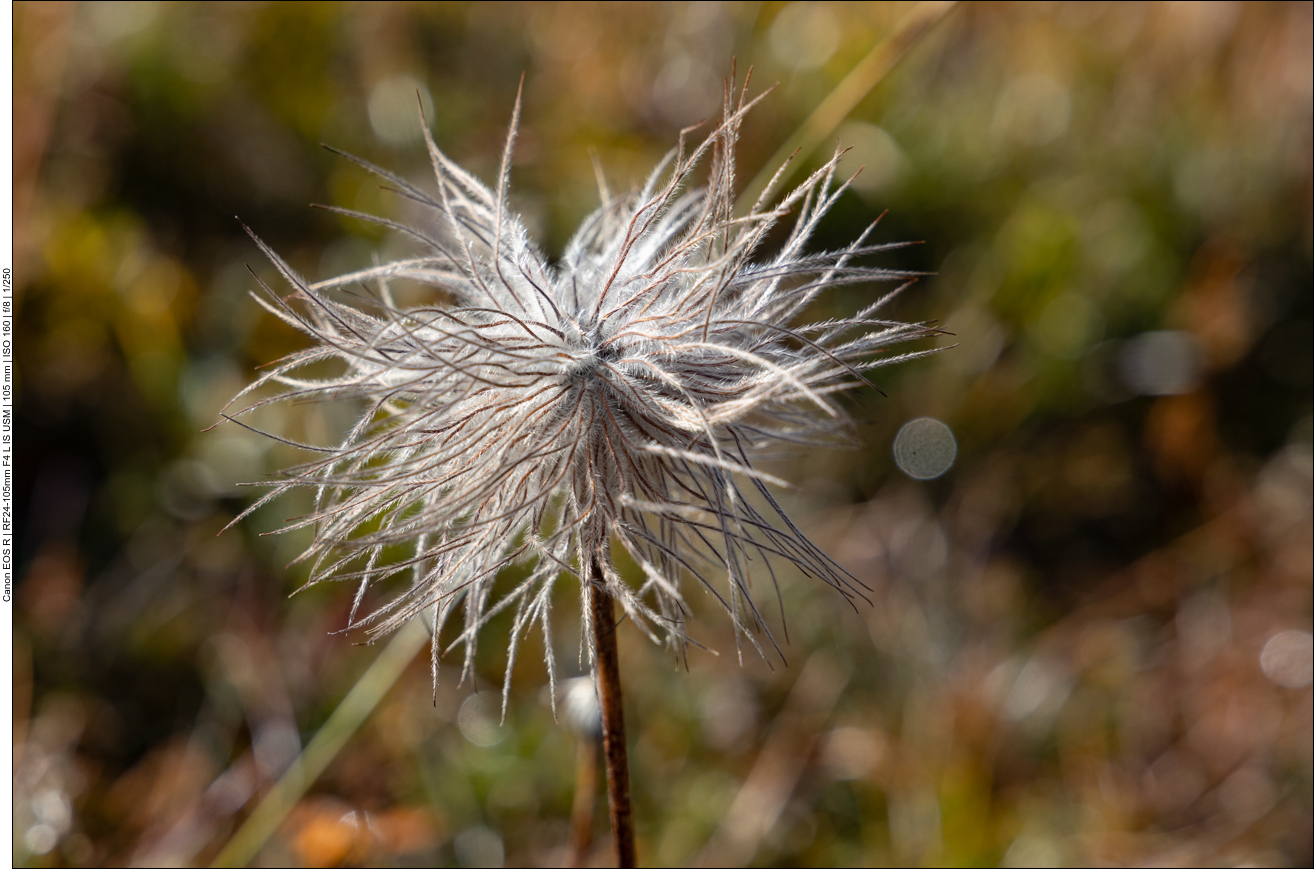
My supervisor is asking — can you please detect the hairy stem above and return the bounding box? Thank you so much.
[589,564,636,868]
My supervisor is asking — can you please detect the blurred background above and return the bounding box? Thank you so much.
[12,2,1312,866]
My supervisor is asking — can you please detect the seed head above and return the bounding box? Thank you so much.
[224,77,938,708]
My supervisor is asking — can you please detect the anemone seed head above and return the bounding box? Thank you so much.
[225,76,939,709]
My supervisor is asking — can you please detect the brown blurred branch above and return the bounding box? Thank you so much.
[13,1,75,282]
[696,653,849,867]
[565,733,599,867]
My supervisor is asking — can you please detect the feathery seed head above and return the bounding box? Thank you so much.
[225,76,939,707]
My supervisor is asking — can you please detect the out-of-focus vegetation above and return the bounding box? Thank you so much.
[13,2,1311,866]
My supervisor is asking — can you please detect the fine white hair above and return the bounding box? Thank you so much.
[224,74,939,711]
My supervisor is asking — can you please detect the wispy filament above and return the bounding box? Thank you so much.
[226,77,939,708]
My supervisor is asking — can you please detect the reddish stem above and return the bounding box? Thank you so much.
[588,566,636,868]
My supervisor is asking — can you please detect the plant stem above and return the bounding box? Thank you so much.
[589,564,636,868]
[736,0,959,212]
[210,617,428,868]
